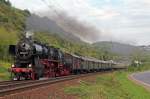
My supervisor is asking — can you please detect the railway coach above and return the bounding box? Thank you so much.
[64,54,115,74]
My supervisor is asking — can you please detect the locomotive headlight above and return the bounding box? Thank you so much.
[28,64,32,68]
[11,64,15,68]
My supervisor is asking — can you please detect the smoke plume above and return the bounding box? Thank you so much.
[50,11,102,43]
[26,10,102,43]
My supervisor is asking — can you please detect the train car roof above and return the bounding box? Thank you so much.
[71,54,81,58]
[81,56,104,63]
[64,53,81,59]
[64,52,117,64]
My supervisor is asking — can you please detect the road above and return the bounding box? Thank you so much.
[130,71,150,87]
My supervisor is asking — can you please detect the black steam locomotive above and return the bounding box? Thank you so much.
[9,36,66,80]
[9,34,119,80]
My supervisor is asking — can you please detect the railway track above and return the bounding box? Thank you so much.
[0,80,39,90]
[0,80,18,85]
[0,80,32,85]
[0,72,105,97]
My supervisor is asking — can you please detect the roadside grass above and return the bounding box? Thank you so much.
[0,60,11,80]
[64,71,150,99]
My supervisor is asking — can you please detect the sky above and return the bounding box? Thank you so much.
[9,0,150,45]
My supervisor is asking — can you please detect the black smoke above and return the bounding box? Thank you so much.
[26,10,101,43]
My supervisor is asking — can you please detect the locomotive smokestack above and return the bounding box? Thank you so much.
[26,31,33,40]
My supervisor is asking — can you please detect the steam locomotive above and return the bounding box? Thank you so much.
[9,34,119,80]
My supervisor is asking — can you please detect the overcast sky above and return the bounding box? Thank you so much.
[9,0,150,45]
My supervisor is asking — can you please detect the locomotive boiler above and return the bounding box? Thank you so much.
[9,35,67,80]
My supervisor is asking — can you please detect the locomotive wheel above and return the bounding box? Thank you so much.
[16,74,21,81]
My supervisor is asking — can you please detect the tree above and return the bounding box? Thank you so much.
[0,0,11,6]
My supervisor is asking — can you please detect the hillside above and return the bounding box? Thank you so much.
[0,1,30,61]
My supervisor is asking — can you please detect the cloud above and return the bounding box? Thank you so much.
[10,0,48,11]
[91,8,120,20]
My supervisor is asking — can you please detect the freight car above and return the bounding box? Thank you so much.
[9,35,119,80]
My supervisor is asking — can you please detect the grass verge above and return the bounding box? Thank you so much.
[0,60,11,80]
[64,71,150,99]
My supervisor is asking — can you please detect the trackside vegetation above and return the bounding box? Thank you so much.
[0,60,11,80]
[64,64,150,99]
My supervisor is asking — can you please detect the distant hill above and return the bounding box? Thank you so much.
[139,45,150,51]
[92,41,150,63]
[93,41,144,56]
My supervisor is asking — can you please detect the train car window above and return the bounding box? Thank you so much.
[64,54,73,68]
